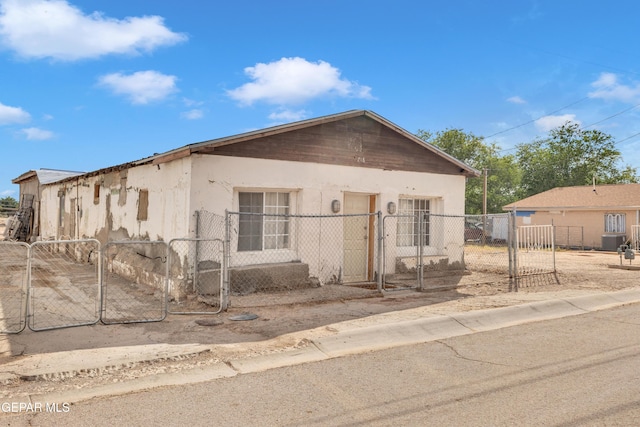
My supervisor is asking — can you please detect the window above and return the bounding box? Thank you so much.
[58,192,65,227]
[238,192,290,251]
[605,213,625,233]
[93,184,100,204]
[137,189,149,221]
[396,198,430,246]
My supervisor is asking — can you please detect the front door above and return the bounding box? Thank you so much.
[343,193,374,282]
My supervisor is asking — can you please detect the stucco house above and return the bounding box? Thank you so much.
[12,110,478,290]
[503,183,640,250]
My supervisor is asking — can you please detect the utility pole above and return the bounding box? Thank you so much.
[482,168,488,245]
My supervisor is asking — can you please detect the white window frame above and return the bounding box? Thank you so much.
[604,213,626,233]
[238,191,291,252]
[396,198,430,248]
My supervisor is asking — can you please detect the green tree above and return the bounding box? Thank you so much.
[416,129,521,214]
[516,122,638,198]
[0,196,19,215]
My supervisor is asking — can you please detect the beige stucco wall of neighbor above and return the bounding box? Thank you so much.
[189,154,467,282]
[514,209,640,249]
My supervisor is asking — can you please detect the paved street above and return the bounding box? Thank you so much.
[3,302,640,426]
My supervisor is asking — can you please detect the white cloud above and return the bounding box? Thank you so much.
[268,109,308,122]
[535,114,580,132]
[98,70,178,104]
[0,0,187,61]
[588,72,640,103]
[182,98,203,107]
[227,57,374,106]
[1,189,16,196]
[0,101,30,124]
[507,96,526,104]
[180,109,203,120]
[21,127,54,140]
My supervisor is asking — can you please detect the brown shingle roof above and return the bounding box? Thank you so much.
[503,184,640,210]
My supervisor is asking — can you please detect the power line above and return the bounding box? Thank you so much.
[584,103,640,129]
[485,96,591,140]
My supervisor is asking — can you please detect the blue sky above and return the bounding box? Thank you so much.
[2,0,640,198]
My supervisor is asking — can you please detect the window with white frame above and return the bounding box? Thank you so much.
[604,213,626,233]
[238,192,290,251]
[396,198,430,246]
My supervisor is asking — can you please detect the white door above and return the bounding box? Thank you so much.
[343,193,371,282]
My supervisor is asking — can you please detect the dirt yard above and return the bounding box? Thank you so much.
[2,248,640,399]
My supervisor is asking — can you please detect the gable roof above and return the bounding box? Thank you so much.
[503,183,640,211]
[17,110,479,185]
[12,168,85,185]
[153,110,480,177]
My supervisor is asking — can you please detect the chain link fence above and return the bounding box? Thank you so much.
[224,212,380,299]
[0,210,564,334]
[554,226,584,250]
[0,242,29,333]
[383,213,513,289]
[168,238,224,314]
[28,240,101,331]
[101,241,168,324]
[461,213,512,276]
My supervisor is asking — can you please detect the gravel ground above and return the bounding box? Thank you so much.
[1,249,640,401]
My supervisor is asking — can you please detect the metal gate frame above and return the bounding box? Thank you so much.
[28,239,101,332]
[0,241,29,334]
[101,241,168,325]
[512,222,557,290]
[381,214,424,290]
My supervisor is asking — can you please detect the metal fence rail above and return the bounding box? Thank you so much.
[225,212,380,300]
[28,240,101,331]
[0,242,29,334]
[168,238,224,314]
[631,225,640,251]
[0,210,569,334]
[515,225,556,279]
[382,213,513,290]
[101,241,168,324]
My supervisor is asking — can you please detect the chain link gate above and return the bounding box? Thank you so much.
[168,238,224,314]
[28,240,101,331]
[0,242,29,334]
[101,241,168,324]
[382,214,424,290]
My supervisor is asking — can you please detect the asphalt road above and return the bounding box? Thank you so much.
[4,303,640,426]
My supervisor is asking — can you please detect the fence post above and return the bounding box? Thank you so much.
[509,209,518,291]
[193,211,200,293]
[376,211,383,292]
[222,210,230,311]
[418,212,424,291]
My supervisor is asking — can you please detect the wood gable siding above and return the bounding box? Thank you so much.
[197,116,465,175]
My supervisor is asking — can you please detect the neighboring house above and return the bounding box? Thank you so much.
[13,110,478,288]
[10,168,84,240]
[503,183,640,250]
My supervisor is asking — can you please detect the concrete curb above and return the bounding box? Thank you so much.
[0,343,212,384]
[3,288,640,404]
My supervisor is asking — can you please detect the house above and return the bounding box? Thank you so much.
[13,110,478,294]
[9,168,84,240]
[503,183,640,250]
